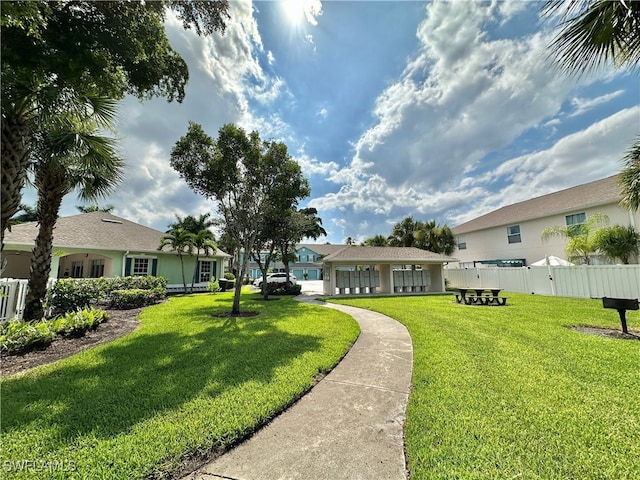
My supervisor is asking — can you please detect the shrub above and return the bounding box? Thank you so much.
[46,278,104,315]
[46,276,167,315]
[51,308,109,337]
[207,279,221,293]
[109,288,164,310]
[265,283,302,296]
[223,272,235,281]
[0,319,56,354]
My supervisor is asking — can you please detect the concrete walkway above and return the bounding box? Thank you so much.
[182,295,413,480]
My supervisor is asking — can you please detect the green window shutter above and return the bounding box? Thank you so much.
[151,258,158,276]
[212,261,217,279]
[195,262,200,282]
[125,257,132,276]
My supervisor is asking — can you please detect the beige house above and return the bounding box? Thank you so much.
[450,176,639,268]
[321,246,456,296]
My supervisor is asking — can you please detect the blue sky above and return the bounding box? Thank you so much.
[33,0,639,244]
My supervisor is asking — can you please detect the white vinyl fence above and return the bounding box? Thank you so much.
[0,279,29,321]
[445,265,640,299]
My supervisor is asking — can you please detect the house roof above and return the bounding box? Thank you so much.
[296,243,349,256]
[322,246,456,263]
[452,175,622,235]
[4,212,231,257]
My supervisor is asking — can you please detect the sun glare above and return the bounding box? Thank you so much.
[282,0,322,26]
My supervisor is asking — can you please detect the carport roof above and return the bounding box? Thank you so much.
[322,246,456,263]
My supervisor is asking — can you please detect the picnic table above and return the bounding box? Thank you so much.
[455,287,507,306]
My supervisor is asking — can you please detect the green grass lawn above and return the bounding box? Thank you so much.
[329,293,640,480]
[0,292,359,479]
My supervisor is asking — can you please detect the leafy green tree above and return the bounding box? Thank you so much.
[158,227,196,294]
[541,213,610,264]
[543,1,640,211]
[362,234,389,246]
[170,123,310,314]
[593,224,640,264]
[23,113,124,321]
[1,1,229,251]
[77,204,115,214]
[387,217,456,254]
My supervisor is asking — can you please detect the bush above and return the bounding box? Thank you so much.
[223,272,235,281]
[0,319,56,354]
[207,279,221,293]
[51,308,108,337]
[109,288,164,310]
[265,283,302,296]
[46,276,167,315]
[46,278,104,315]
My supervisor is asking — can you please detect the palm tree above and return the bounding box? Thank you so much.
[362,234,388,246]
[191,229,217,291]
[77,204,115,213]
[388,217,418,247]
[593,224,640,264]
[1,79,117,251]
[10,203,38,224]
[158,227,195,293]
[543,1,640,209]
[541,213,610,264]
[543,1,640,74]
[619,138,640,211]
[23,115,124,321]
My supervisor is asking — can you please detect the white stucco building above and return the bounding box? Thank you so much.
[449,176,639,268]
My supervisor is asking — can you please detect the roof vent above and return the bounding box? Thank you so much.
[101,218,123,224]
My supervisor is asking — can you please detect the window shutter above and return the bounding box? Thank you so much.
[125,257,132,276]
[151,258,158,276]
[212,261,217,280]
[195,262,200,282]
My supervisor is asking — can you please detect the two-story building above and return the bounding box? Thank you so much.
[247,243,347,280]
[449,175,639,268]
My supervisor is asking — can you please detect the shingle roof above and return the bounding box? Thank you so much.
[4,212,230,257]
[296,243,349,256]
[452,175,622,235]
[322,246,456,263]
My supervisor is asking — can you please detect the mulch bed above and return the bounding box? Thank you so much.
[1,307,143,377]
[570,325,640,340]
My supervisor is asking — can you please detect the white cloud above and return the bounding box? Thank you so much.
[569,90,626,118]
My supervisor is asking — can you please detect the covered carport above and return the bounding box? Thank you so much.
[321,246,456,296]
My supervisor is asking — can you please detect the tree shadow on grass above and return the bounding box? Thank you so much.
[1,309,322,446]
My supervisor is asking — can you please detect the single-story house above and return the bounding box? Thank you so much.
[321,246,456,296]
[2,212,230,291]
[450,175,640,268]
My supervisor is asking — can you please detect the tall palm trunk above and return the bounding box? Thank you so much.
[1,110,30,252]
[23,161,68,321]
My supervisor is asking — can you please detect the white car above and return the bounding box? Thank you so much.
[253,272,297,288]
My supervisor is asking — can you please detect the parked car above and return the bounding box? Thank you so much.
[253,273,297,288]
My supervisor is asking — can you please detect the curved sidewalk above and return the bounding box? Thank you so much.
[182,295,413,480]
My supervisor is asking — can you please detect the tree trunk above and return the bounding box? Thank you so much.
[24,162,67,321]
[1,110,30,253]
[179,254,188,293]
[191,254,200,293]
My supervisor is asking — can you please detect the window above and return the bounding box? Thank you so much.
[199,261,212,283]
[71,261,84,278]
[457,236,467,250]
[133,258,149,276]
[566,212,586,226]
[90,259,105,278]
[507,225,521,244]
